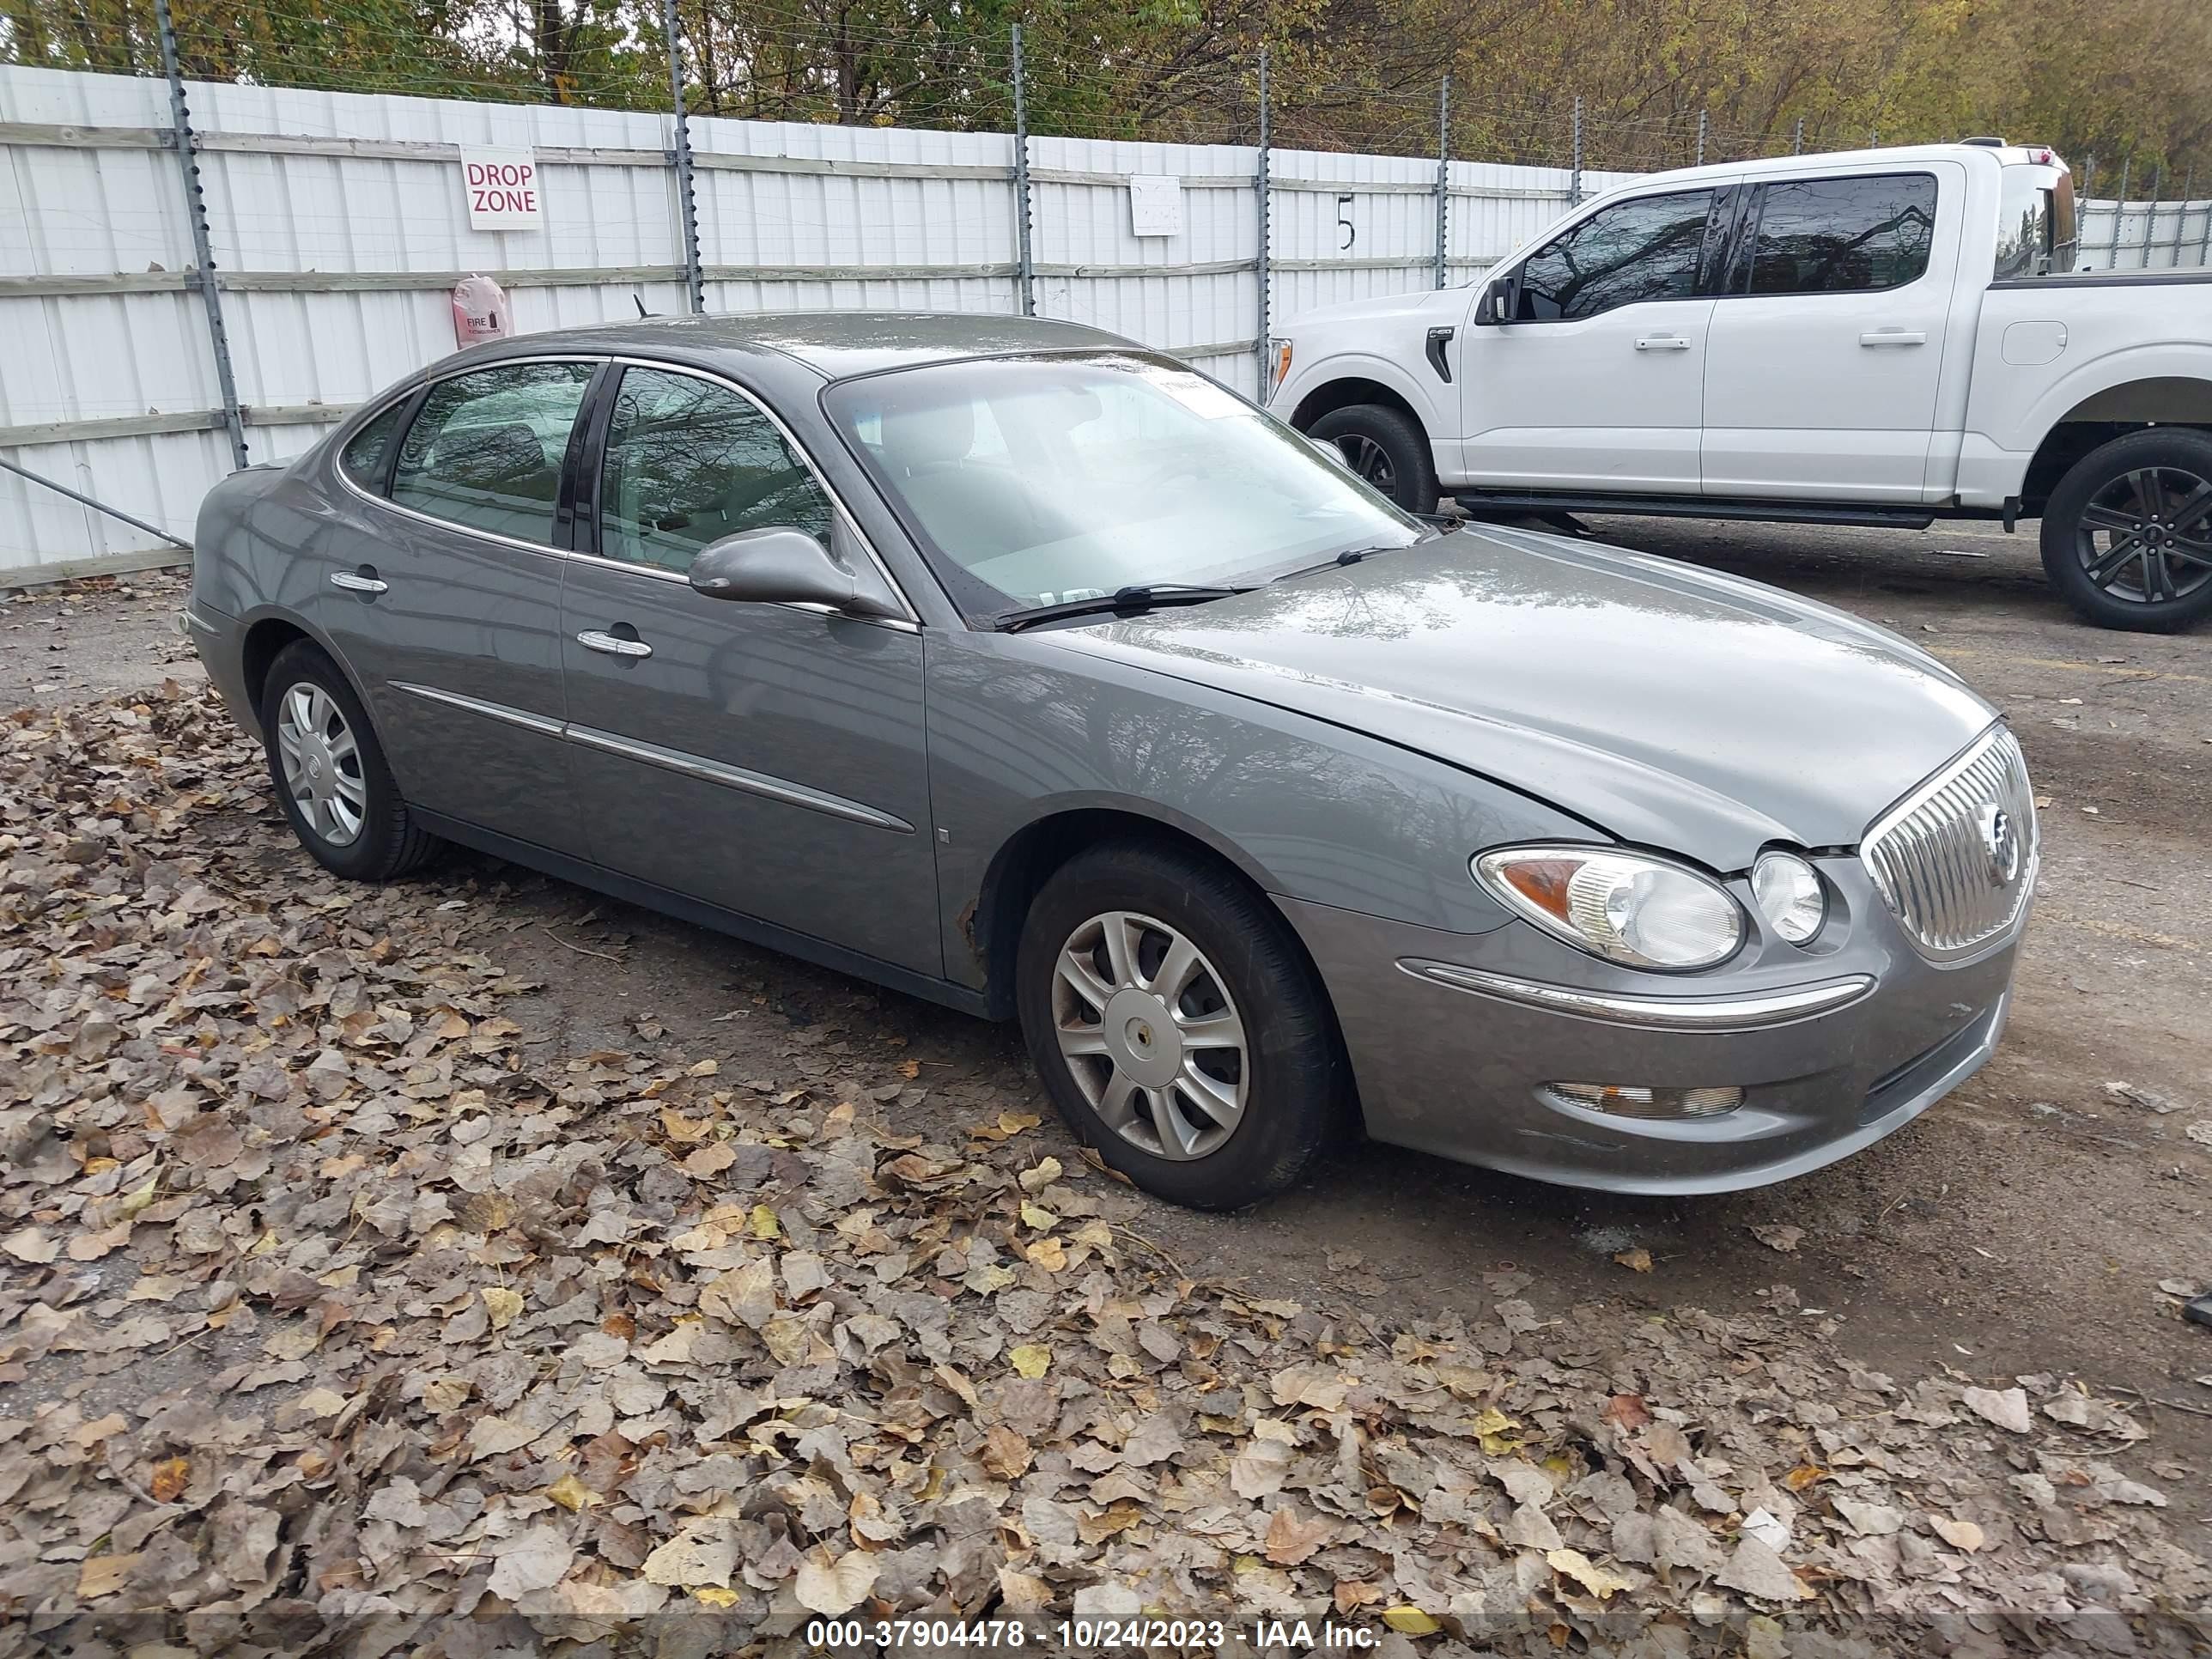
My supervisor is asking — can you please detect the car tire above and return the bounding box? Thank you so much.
[1015,839,1348,1210]
[2039,427,2212,632]
[1308,403,1439,515]
[259,641,441,882]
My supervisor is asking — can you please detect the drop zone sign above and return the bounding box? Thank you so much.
[461,148,544,231]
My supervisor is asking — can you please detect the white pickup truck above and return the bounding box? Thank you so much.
[1266,141,2212,631]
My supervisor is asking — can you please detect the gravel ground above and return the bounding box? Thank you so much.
[3,521,2209,1645]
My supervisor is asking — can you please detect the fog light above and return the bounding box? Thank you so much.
[1543,1082,1745,1120]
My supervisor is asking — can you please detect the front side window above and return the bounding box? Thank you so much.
[824,352,1425,618]
[597,368,835,574]
[389,362,593,544]
[338,400,407,494]
[1741,173,1937,295]
[1514,189,1716,320]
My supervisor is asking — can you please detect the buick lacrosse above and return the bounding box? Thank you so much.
[186,313,2035,1209]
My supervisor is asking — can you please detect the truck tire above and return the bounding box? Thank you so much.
[2040,428,2212,632]
[1308,403,1439,515]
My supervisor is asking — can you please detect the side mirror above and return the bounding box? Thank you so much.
[687,526,902,620]
[1475,274,1516,325]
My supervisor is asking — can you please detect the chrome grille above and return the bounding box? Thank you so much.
[1861,727,2037,959]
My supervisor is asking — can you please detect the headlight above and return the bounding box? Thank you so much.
[1474,846,1745,971]
[1751,850,1826,945]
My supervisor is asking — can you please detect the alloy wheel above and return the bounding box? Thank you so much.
[2074,466,2212,605]
[1334,434,1395,494]
[276,683,368,847]
[1050,910,1249,1161]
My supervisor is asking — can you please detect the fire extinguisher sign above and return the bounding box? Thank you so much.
[460,148,544,231]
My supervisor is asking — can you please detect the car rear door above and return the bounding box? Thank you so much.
[314,358,596,854]
[1700,164,1961,501]
[555,362,942,978]
[1457,184,1735,494]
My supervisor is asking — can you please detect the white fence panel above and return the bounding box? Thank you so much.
[2075,198,2212,270]
[6,58,2194,583]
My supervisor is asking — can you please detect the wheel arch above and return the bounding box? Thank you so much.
[1288,374,1430,441]
[2015,365,2212,511]
[968,803,1322,1026]
[237,610,371,736]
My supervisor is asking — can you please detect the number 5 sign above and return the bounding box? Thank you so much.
[460,148,544,231]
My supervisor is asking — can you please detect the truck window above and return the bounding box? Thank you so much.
[1739,173,1937,295]
[1994,167,2076,279]
[1513,189,1716,321]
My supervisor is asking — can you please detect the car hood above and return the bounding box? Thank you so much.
[1038,525,1998,870]
[1281,285,1472,331]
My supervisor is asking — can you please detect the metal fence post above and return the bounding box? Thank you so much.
[2114,155,2132,267]
[154,0,247,473]
[2144,167,2163,267]
[1694,109,1706,167]
[1569,95,1583,205]
[1792,118,1804,155]
[1432,76,1449,289]
[1011,24,1035,318]
[664,0,703,313]
[1254,48,1270,389]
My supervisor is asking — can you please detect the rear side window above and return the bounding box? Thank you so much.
[1515,189,1716,320]
[1741,174,1937,295]
[390,362,594,545]
[596,367,834,574]
[338,401,406,494]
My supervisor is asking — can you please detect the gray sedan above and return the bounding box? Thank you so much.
[186,313,2036,1210]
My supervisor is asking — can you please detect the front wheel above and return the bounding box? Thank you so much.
[1014,842,1348,1210]
[1307,403,1439,515]
[2039,428,2212,631]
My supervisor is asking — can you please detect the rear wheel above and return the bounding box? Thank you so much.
[2039,428,2212,631]
[260,641,441,881]
[1308,402,1439,515]
[1015,842,1347,1210]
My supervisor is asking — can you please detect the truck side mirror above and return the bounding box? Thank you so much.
[1476,274,1516,325]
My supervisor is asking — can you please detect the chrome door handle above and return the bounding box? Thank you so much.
[1860,329,1927,346]
[1633,335,1692,350]
[329,570,387,593]
[576,629,653,659]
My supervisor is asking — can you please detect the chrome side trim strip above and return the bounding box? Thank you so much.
[391,680,564,738]
[1397,959,1876,1030]
[564,720,914,834]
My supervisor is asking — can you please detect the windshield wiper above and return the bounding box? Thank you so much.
[1270,544,1406,583]
[993,584,1253,633]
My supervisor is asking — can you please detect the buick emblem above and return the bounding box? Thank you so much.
[1978,803,2021,884]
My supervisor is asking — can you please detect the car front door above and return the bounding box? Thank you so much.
[1699,167,1956,501]
[314,358,596,854]
[556,362,942,978]
[1457,185,1731,494]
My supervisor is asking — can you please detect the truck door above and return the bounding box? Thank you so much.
[1458,184,1734,495]
[1700,164,1963,501]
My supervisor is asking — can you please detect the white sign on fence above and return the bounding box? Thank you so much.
[460,147,544,230]
[1127,174,1184,238]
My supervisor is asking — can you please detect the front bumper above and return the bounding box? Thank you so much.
[1282,858,2025,1194]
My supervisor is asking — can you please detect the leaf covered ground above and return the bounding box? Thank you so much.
[2,684,2208,1656]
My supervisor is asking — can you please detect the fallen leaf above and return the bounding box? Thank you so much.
[76,1553,140,1599]
[1547,1547,1636,1599]
[1265,1504,1334,1565]
[1961,1385,2033,1434]
[480,1286,524,1329]
[486,1525,574,1601]
[149,1455,191,1503]
[794,1548,878,1616]
[545,1472,601,1511]
[2,1227,58,1265]
[1931,1516,1985,1552]
[1009,1344,1052,1378]
[1613,1247,1653,1272]
[1749,1224,1804,1253]
[1382,1607,1442,1635]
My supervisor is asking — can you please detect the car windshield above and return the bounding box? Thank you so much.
[823,352,1426,618]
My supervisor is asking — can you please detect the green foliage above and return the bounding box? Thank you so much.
[3,0,2206,181]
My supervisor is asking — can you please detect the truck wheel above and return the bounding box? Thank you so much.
[2040,428,2212,631]
[1308,404,1439,514]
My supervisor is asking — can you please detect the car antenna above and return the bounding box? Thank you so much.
[633,294,653,319]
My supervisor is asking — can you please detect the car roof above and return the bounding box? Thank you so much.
[435,310,1135,384]
[1595,140,2058,198]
